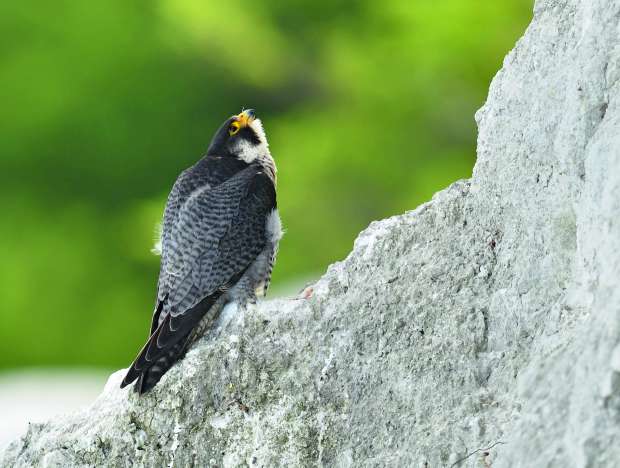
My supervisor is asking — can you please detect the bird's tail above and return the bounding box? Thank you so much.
[133,334,191,394]
[121,269,249,395]
[120,291,225,394]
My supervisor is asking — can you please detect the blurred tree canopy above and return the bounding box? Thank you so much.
[0,1,532,370]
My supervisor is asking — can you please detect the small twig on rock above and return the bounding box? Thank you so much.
[226,397,250,414]
[449,440,506,467]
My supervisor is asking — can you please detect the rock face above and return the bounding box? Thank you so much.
[4,0,620,466]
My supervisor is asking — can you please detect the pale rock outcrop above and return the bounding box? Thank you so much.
[3,0,620,466]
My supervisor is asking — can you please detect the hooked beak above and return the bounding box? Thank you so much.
[235,109,256,127]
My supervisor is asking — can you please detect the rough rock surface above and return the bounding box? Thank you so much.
[3,0,620,466]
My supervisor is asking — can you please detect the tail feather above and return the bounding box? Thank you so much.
[122,268,250,394]
[120,292,222,393]
[133,335,190,394]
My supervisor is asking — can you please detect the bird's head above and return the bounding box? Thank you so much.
[207,109,271,164]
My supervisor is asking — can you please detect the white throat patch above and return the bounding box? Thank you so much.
[232,119,270,164]
[232,119,276,180]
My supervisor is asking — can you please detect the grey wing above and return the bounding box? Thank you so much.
[121,166,276,387]
[163,166,276,317]
[148,168,198,334]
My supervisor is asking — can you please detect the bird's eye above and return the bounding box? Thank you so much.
[229,121,240,136]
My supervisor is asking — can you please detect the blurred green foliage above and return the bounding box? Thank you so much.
[0,1,532,370]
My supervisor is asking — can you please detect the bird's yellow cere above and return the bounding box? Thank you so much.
[229,109,256,136]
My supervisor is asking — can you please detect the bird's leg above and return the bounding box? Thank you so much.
[230,274,257,309]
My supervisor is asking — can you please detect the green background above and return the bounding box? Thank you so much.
[0,1,532,371]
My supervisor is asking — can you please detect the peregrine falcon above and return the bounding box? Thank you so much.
[121,109,282,394]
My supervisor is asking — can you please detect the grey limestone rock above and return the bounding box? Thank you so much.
[2,0,620,466]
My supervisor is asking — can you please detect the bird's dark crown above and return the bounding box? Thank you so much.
[207,109,262,157]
